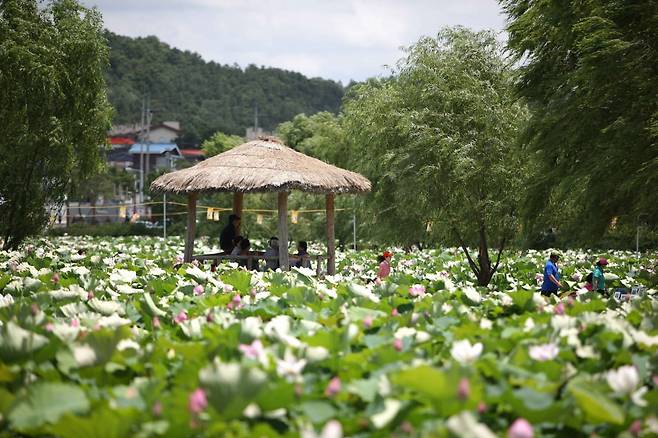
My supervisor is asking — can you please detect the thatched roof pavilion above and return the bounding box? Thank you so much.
[151,137,371,274]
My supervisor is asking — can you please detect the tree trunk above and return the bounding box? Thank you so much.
[477,226,491,286]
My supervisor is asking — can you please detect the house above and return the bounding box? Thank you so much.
[108,121,181,144]
[128,143,182,171]
[180,148,205,163]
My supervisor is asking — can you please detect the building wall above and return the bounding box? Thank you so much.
[148,127,178,143]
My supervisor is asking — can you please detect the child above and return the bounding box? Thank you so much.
[377,251,393,280]
[292,241,311,268]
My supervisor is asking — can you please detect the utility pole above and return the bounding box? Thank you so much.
[139,95,145,204]
[145,95,152,197]
[254,102,259,133]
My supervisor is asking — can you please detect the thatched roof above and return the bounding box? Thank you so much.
[150,137,371,194]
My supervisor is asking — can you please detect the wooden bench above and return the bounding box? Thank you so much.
[192,252,325,276]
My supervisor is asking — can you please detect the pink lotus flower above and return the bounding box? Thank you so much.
[223,284,234,292]
[193,284,204,295]
[400,421,414,434]
[152,316,161,329]
[188,388,207,414]
[152,400,162,417]
[554,302,565,315]
[70,318,79,328]
[457,377,470,401]
[44,322,54,332]
[409,284,426,297]
[51,273,60,284]
[324,377,341,397]
[629,420,642,436]
[363,316,373,329]
[30,303,39,316]
[239,339,265,360]
[508,418,533,438]
[227,294,243,310]
[206,312,214,323]
[393,338,403,351]
[653,374,658,386]
[391,308,399,317]
[87,291,94,300]
[477,401,487,414]
[174,311,188,324]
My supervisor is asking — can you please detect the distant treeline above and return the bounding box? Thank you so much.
[104,31,344,144]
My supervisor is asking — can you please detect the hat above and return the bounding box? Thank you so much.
[598,257,609,265]
[383,251,393,259]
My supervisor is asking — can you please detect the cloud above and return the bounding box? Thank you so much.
[84,0,506,83]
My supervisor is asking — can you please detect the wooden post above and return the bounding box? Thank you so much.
[277,192,289,271]
[184,193,197,263]
[233,192,243,234]
[326,193,335,275]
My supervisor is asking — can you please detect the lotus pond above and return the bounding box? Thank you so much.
[0,236,657,437]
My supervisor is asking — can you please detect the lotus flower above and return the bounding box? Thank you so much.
[393,338,403,351]
[458,377,470,400]
[193,284,204,295]
[188,388,207,414]
[508,418,533,438]
[174,311,188,324]
[409,284,426,297]
[450,339,483,364]
[528,343,559,361]
[324,377,341,397]
[606,365,640,395]
[239,339,265,361]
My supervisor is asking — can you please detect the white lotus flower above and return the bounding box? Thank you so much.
[97,313,131,328]
[371,399,401,429]
[606,365,640,395]
[0,294,14,308]
[450,339,483,364]
[480,318,493,330]
[117,339,141,352]
[394,327,417,339]
[446,411,496,438]
[88,298,124,316]
[631,386,648,407]
[241,317,263,339]
[306,346,329,362]
[52,323,81,343]
[528,343,559,361]
[301,420,343,438]
[348,283,380,303]
[276,349,307,381]
[73,344,97,367]
[109,269,137,285]
[462,286,481,304]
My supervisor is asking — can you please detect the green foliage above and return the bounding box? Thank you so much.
[500,0,658,242]
[201,131,243,157]
[343,27,528,284]
[0,0,112,249]
[104,32,344,144]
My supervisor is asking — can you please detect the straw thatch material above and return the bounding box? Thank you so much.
[151,137,371,194]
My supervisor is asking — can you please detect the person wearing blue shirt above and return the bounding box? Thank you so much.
[540,253,563,296]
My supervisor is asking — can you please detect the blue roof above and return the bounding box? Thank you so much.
[128,143,181,155]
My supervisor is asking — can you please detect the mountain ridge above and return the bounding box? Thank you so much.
[104,31,345,144]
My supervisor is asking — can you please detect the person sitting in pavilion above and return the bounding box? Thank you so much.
[220,214,241,253]
[263,236,280,271]
[292,241,311,268]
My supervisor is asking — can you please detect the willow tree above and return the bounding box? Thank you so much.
[500,0,658,241]
[0,0,111,249]
[344,27,527,286]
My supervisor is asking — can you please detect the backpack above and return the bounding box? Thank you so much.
[585,272,593,284]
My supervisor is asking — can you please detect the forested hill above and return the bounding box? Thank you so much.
[104,32,344,144]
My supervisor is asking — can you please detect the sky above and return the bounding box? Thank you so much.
[84,0,508,84]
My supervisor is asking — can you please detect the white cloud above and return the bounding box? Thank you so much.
[85,0,506,83]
